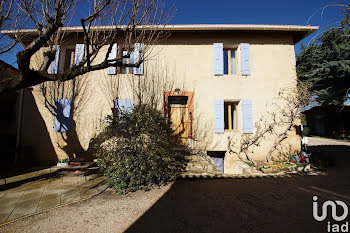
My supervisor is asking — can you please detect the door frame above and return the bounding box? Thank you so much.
[163,91,194,139]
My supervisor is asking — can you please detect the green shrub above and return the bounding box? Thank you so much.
[95,104,188,194]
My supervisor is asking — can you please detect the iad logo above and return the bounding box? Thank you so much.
[313,196,349,232]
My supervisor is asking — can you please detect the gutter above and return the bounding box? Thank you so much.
[1,24,319,34]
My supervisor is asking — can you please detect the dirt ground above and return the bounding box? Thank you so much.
[1,137,350,233]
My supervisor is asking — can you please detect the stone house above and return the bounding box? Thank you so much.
[4,24,318,173]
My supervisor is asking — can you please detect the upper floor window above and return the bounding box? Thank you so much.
[120,49,134,75]
[107,43,144,76]
[214,43,250,76]
[48,43,143,75]
[64,49,75,71]
[48,44,85,74]
[223,48,237,75]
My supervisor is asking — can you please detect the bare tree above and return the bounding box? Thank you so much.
[0,0,172,93]
[129,65,176,109]
[227,85,312,164]
[0,0,18,54]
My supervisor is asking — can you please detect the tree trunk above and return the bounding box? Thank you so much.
[0,60,22,93]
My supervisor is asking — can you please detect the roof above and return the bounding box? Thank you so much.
[301,101,350,113]
[2,24,319,44]
[300,100,322,113]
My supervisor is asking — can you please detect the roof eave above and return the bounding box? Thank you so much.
[1,24,319,44]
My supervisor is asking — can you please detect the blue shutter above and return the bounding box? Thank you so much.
[54,99,72,132]
[107,43,118,75]
[48,45,60,74]
[114,99,134,115]
[242,99,253,133]
[74,44,85,65]
[134,43,144,75]
[214,43,223,75]
[214,100,224,133]
[240,43,251,75]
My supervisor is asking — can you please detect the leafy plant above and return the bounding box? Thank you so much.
[95,104,188,194]
[58,158,69,163]
[244,161,254,167]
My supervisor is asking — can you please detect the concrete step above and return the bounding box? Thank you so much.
[53,162,95,170]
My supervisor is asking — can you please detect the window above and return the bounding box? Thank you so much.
[64,49,75,71]
[168,96,188,105]
[120,49,134,75]
[223,48,236,75]
[207,151,225,173]
[224,102,238,131]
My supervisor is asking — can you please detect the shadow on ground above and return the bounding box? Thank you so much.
[309,145,350,170]
[126,145,350,233]
[0,171,58,191]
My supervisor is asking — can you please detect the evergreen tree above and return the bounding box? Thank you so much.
[297,27,350,105]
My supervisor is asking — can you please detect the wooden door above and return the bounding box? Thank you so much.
[168,96,189,146]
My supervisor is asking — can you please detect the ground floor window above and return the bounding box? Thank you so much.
[224,102,238,131]
[208,151,225,173]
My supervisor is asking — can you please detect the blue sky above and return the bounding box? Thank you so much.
[166,0,346,51]
[1,0,347,67]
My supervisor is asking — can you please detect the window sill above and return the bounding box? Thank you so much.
[224,130,239,133]
[215,74,248,78]
[119,74,143,76]
[223,75,238,78]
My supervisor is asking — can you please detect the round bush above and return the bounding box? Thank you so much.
[95,104,187,194]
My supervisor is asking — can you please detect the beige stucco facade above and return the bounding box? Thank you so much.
[16,26,317,173]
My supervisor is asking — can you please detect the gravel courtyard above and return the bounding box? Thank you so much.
[1,137,350,233]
